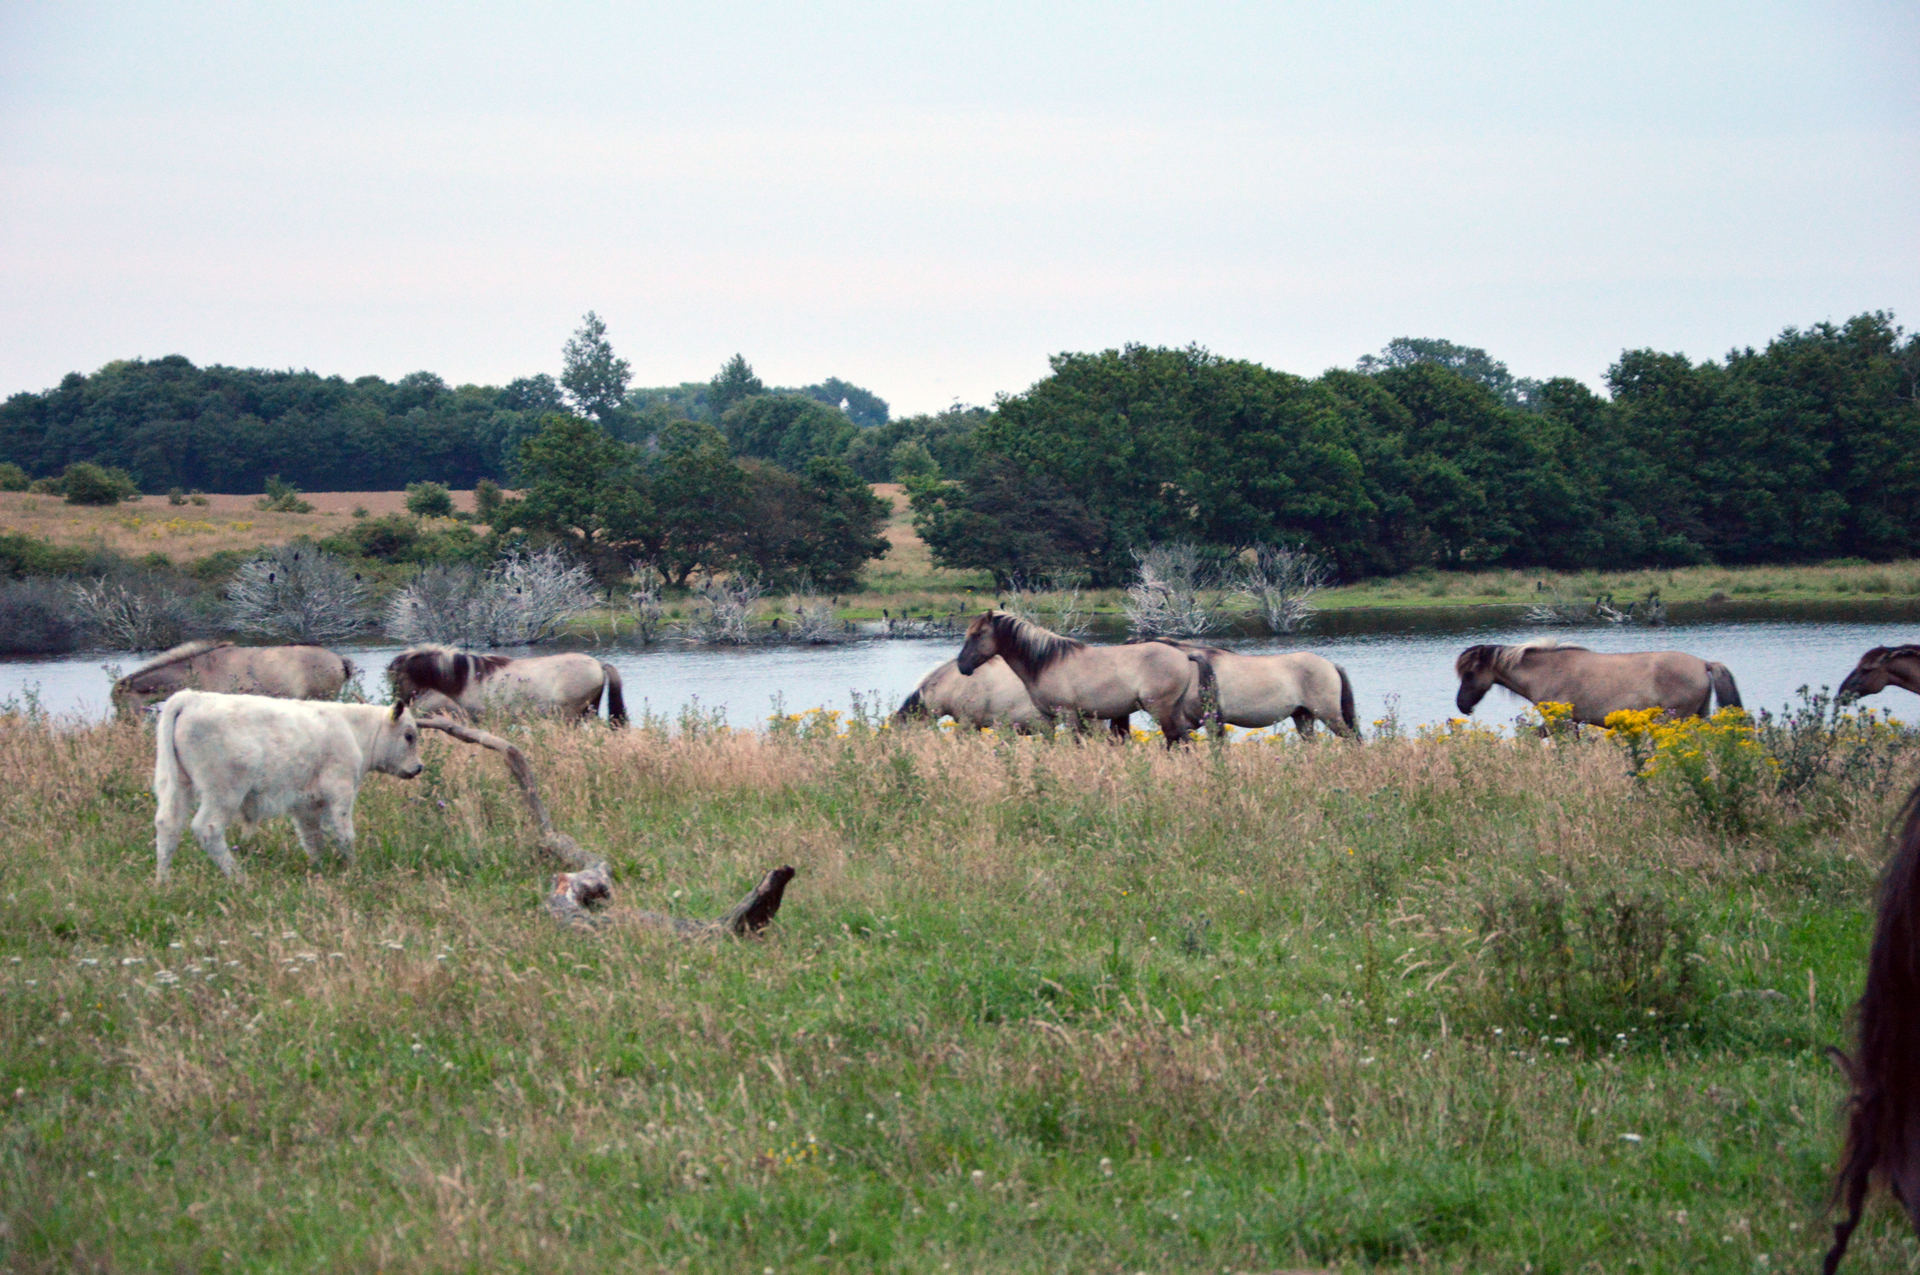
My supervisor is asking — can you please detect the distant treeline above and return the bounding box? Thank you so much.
[0,352,897,495]
[3,312,1915,581]
[907,314,1920,583]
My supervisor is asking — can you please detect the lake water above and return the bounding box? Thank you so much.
[4,609,1915,733]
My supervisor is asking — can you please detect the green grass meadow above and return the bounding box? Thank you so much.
[2,708,1917,1272]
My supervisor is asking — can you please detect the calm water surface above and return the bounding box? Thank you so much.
[4,613,1914,732]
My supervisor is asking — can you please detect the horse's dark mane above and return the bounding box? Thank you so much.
[387,645,511,700]
[120,640,232,685]
[1860,645,1920,669]
[1826,780,1920,1273]
[982,611,1084,672]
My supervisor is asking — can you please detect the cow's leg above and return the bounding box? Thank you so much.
[292,809,328,870]
[320,801,357,869]
[154,789,194,883]
[188,799,244,879]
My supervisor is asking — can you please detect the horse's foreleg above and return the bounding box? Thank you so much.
[1292,708,1317,738]
[1107,715,1131,743]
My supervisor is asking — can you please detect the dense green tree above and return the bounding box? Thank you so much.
[721,394,860,472]
[792,377,890,428]
[708,355,765,421]
[60,461,141,505]
[560,313,632,422]
[909,456,1110,586]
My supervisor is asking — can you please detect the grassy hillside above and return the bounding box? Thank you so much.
[2,708,1915,1271]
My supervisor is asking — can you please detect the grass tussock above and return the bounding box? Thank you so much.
[0,711,1914,1272]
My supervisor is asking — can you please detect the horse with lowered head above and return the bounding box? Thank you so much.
[1454,638,1740,726]
[1839,645,1920,704]
[895,656,1046,733]
[1138,640,1357,738]
[112,640,354,715]
[954,610,1214,744]
[386,645,626,725]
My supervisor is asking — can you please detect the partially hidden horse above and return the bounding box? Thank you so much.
[386,645,627,725]
[1824,781,1920,1273]
[954,610,1214,744]
[1839,646,1920,704]
[1454,638,1740,726]
[112,640,354,715]
[1138,640,1357,738]
[895,656,1045,733]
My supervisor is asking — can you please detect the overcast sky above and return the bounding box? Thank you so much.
[2,2,1914,415]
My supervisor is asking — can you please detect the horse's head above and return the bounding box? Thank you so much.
[1453,644,1504,715]
[955,611,1004,676]
[1839,647,1899,702]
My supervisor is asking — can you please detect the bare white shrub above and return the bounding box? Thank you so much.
[67,577,198,651]
[384,563,493,647]
[384,548,597,647]
[1233,544,1330,634]
[682,573,765,645]
[624,563,666,644]
[1004,571,1092,638]
[490,548,598,645]
[228,544,370,644]
[777,576,844,644]
[1124,543,1223,637]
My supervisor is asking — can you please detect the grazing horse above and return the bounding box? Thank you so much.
[1839,646,1920,704]
[1454,638,1741,726]
[895,656,1045,733]
[386,645,627,725]
[112,640,354,715]
[1824,783,1920,1274]
[1141,640,1357,738]
[953,610,1213,744]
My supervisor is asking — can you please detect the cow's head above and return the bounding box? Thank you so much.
[378,700,426,779]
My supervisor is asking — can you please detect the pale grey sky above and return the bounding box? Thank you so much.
[2,2,1914,415]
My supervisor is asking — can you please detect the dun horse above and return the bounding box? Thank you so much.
[1823,782,1920,1273]
[1454,638,1741,726]
[112,640,354,715]
[954,610,1213,744]
[1141,640,1357,738]
[1839,646,1920,703]
[386,645,627,725]
[895,656,1045,733]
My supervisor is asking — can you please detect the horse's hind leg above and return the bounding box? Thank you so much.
[1108,715,1131,742]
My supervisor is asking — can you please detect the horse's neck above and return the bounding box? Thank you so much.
[1890,657,1920,693]
[1503,652,1576,702]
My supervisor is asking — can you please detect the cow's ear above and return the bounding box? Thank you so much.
[390,699,406,722]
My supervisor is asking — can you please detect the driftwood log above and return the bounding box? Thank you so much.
[412,715,794,934]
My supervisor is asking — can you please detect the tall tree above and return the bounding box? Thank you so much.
[561,312,632,422]
[708,354,765,420]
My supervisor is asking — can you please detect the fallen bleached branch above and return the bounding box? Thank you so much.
[412,714,795,935]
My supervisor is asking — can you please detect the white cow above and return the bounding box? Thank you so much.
[153,690,425,882]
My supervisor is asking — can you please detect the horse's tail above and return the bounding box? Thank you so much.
[600,662,627,727]
[1707,661,1742,712]
[1187,650,1221,734]
[1825,782,1920,1274]
[1337,663,1358,736]
[339,656,358,700]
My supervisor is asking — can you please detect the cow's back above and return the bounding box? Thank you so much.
[166,691,365,820]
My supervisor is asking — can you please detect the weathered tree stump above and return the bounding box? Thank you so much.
[413,715,795,935]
